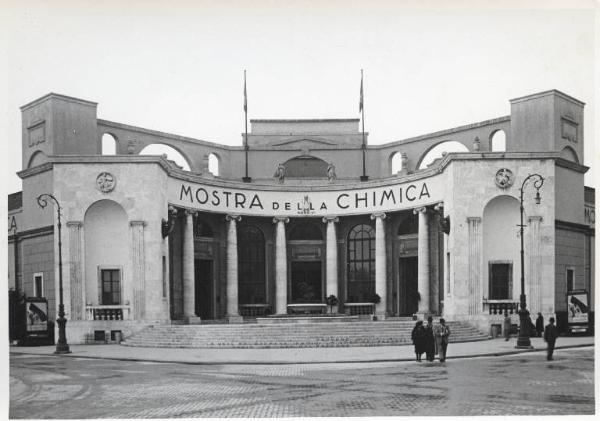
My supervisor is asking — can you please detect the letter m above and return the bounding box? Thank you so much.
[180,185,193,202]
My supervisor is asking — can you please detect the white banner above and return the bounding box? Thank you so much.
[168,175,444,217]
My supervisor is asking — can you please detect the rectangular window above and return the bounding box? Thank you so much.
[33,272,43,297]
[566,267,574,292]
[489,262,512,300]
[101,269,121,305]
[162,256,167,298]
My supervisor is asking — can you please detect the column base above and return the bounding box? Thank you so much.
[374,311,386,321]
[185,316,202,325]
[227,315,244,324]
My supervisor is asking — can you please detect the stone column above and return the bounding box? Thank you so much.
[323,216,339,305]
[371,212,387,317]
[414,207,430,315]
[528,216,543,314]
[182,210,198,321]
[225,215,242,322]
[273,217,289,315]
[130,221,146,320]
[67,221,83,320]
[467,217,482,315]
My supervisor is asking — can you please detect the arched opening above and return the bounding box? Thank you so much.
[84,199,128,308]
[418,141,469,169]
[139,144,191,171]
[397,212,419,316]
[27,150,47,168]
[102,133,117,155]
[390,152,403,174]
[238,225,266,304]
[560,146,579,163]
[208,153,220,176]
[284,156,328,178]
[483,195,520,301]
[346,223,375,302]
[289,221,324,303]
[490,130,506,152]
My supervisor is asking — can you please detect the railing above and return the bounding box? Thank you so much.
[239,304,272,317]
[483,300,519,315]
[86,305,130,321]
[344,302,375,316]
[287,303,327,315]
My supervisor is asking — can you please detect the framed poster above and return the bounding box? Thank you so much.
[25,298,48,335]
[567,290,589,333]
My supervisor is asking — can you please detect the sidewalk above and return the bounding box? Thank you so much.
[10,336,594,365]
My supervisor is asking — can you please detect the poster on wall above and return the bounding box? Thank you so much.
[567,290,589,333]
[25,298,48,334]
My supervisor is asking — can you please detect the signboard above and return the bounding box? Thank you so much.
[567,290,589,333]
[25,298,48,335]
[168,175,444,217]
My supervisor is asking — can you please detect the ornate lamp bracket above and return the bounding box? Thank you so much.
[161,205,179,238]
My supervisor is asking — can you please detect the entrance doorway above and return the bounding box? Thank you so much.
[291,261,322,303]
[194,259,213,319]
[399,256,418,316]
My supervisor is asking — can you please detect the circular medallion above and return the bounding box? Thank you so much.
[494,168,514,189]
[96,172,116,193]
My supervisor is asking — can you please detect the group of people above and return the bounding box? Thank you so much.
[410,316,450,362]
[503,311,559,360]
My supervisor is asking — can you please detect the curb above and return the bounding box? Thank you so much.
[10,343,594,366]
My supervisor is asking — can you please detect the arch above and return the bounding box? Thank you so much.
[101,133,118,155]
[237,225,266,304]
[390,152,403,174]
[139,143,192,171]
[289,222,323,241]
[560,146,579,163]
[346,223,376,302]
[483,195,520,300]
[397,213,418,235]
[490,129,506,152]
[283,155,328,178]
[193,217,214,238]
[27,150,48,168]
[417,141,469,170]
[84,199,128,306]
[208,153,220,176]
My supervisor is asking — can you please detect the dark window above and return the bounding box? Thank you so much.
[289,223,322,240]
[489,263,512,300]
[238,226,266,304]
[397,213,418,235]
[162,256,167,298]
[101,269,121,305]
[193,218,213,238]
[347,224,375,302]
[566,268,574,291]
[284,156,328,178]
[33,274,43,297]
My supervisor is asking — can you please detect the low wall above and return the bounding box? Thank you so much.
[61,320,171,344]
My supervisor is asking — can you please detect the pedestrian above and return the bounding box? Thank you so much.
[411,320,426,362]
[503,311,511,341]
[543,317,559,360]
[434,318,451,362]
[535,312,544,338]
[424,316,435,362]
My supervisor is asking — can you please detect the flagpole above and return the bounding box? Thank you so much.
[242,69,251,183]
[360,69,368,182]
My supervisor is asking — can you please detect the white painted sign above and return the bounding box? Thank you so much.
[168,175,444,216]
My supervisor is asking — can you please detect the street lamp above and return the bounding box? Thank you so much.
[516,174,544,349]
[37,193,71,354]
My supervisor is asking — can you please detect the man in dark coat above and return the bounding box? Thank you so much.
[424,316,435,362]
[535,313,544,337]
[543,317,559,361]
[411,321,426,362]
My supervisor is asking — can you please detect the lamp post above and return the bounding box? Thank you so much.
[37,193,71,354]
[516,174,544,349]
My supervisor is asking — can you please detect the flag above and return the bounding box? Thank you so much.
[359,69,363,112]
[243,70,247,113]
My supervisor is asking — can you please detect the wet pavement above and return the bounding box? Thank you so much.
[9,346,594,417]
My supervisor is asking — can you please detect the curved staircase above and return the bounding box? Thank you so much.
[122,319,489,349]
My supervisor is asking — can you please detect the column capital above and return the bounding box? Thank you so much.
[129,220,147,227]
[413,207,427,215]
[66,221,83,228]
[322,216,339,224]
[370,212,386,220]
[466,216,482,223]
[528,215,543,222]
[184,209,197,217]
[168,205,179,216]
[225,214,242,222]
[272,217,290,224]
[433,202,444,212]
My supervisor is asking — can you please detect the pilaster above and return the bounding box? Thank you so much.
[66,221,83,320]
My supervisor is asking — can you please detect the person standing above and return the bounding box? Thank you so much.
[544,317,559,360]
[535,313,544,338]
[434,318,451,362]
[411,320,426,362]
[424,316,435,362]
[503,311,512,341]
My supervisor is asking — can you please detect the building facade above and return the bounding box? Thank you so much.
[7,89,594,343]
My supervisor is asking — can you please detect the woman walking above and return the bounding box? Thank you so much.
[411,320,426,362]
[434,318,451,362]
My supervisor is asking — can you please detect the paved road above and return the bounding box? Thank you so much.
[9,347,594,417]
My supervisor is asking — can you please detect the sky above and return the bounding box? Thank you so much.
[1,0,598,196]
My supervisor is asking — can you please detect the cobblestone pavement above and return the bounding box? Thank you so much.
[9,347,594,418]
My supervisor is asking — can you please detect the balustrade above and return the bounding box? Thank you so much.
[484,300,519,315]
[239,304,272,317]
[344,302,375,316]
[86,305,130,320]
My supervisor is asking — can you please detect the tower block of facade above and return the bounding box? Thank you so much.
[8,90,594,344]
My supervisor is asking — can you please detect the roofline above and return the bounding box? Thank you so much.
[510,89,585,106]
[20,93,98,111]
[250,119,360,123]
